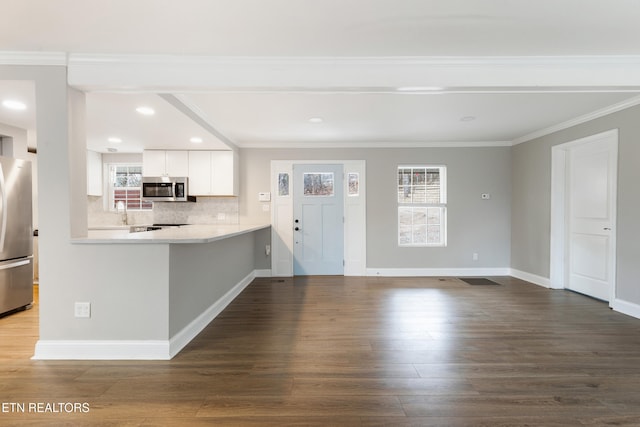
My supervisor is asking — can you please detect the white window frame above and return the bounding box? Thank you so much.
[397,165,447,247]
[107,163,152,212]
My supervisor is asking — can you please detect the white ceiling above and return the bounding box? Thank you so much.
[4,0,640,56]
[2,0,640,151]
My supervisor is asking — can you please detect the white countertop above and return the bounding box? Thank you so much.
[74,224,270,244]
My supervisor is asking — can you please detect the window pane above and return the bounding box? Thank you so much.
[425,169,441,203]
[398,168,412,185]
[398,168,413,203]
[427,225,442,244]
[412,207,427,225]
[427,207,441,225]
[412,185,427,203]
[413,225,427,244]
[304,173,334,196]
[399,226,412,245]
[348,173,359,196]
[278,173,290,196]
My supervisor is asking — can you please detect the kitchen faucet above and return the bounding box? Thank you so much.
[116,201,128,226]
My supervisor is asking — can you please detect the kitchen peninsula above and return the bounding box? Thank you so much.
[79,223,268,244]
[33,223,271,360]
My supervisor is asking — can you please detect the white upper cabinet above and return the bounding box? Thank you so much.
[188,151,238,196]
[87,150,103,196]
[166,151,189,176]
[187,151,211,195]
[143,150,189,177]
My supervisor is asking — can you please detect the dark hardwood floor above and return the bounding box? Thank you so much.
[2,276,640,426]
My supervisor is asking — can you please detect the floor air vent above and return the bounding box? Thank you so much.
[459,278,501,286]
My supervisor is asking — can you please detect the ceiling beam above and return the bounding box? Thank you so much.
[159,94,238,151]
[67,54,640,92]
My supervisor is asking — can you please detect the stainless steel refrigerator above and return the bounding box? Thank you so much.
[0,156,34,316]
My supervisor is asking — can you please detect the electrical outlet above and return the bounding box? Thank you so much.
[262,203,270,212]
[74,302,91,318]
[265,245,271,256]
[473,253,479,261]
[217,213,226,221]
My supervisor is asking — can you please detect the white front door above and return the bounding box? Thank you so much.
[566,134,617,301]
[293,164,344,275]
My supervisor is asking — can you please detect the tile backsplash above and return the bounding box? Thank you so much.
[88,196,238,227]
[153,197,238,225]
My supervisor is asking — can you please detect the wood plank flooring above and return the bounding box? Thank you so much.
[2,277,640,425]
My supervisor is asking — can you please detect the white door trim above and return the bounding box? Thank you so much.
[550,129,618,302]
[270,160,366,277]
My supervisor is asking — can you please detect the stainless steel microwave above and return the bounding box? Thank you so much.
[142,177,195,202]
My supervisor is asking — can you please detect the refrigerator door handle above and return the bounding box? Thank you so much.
[0,162,6,253]
[0,258,31,271]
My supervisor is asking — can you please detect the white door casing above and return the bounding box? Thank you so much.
[270,160,366,277]
[550,129,617,302]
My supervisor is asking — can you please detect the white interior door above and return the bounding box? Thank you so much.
[293,164,344,275]
[566,134,617,301]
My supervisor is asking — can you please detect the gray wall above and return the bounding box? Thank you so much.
[240,146,512,270]
[0,65,80,342]
[169,232,256,336]
[511,104,640,305]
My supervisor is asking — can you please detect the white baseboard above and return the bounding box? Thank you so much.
[254,269,272,278]
[169,270,255,358]
[509,269,552,288]
[366,267,511,277]
[33,270,259,360]
[33,340,170,360]
[611,298,640,320]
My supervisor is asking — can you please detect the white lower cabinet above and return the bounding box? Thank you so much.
[188,151,238,196]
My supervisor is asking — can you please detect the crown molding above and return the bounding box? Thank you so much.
[236,140,512,149]
[0,51,67,66]
[512,94,640,145]
[68,53,640,67]
[3,51,640,75]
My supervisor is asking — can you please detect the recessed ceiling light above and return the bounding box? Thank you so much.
[190,137,203,144]
[136,106,155,116]
[309,117,323,123]
[2,99,27,110]
[107,137,123,143]
[460,116,476,122]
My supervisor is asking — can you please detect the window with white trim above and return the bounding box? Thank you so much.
[398,165,447,246]
[108,164,152,211]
